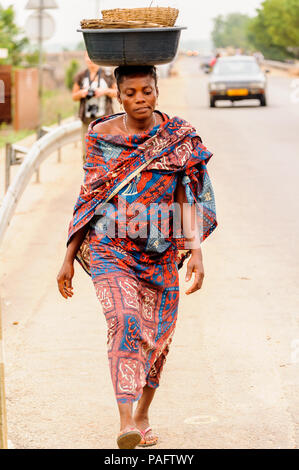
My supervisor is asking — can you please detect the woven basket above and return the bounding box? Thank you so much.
[101,7,179,27]
[81,19,162,29]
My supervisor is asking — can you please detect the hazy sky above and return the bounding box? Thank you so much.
[3,0,262,45]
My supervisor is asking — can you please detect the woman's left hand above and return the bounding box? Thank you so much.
[94,88,106,98]
[95,88,116,98]
[185,252,204,295]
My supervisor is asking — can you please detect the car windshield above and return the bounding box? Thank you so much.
[213,60,261,76]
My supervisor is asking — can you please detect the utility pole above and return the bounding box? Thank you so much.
[25,0,58,138]
[38,0,44,137]
[95,0,101,17]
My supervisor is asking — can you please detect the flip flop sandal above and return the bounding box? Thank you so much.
[137,426,158,447]
[117,428,142,449]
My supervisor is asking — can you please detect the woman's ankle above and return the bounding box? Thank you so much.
[134,409,149,421]
[119,418,136,432]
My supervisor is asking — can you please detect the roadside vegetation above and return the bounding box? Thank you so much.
[0,4,78,148]
[0,89,76,148]
[212,0,299,61]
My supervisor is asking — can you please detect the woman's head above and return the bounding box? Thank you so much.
[114,65,159,121]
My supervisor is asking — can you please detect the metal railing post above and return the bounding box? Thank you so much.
[5,143,11,194]
[0,120,81,247]
[57,113,62,163]
[0,298,8,449]
[35,168,40,184]
[35,129,42,183]
[74,107,79,148]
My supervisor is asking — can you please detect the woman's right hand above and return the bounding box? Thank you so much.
[79,89,88,99]
[57,261,74,299]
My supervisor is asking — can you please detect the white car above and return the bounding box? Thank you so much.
[208,55,268,107]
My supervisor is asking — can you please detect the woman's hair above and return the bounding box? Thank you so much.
[114,65,158,90]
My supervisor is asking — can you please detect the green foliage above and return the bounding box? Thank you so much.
[0,88,76,148]
[211,13,251,50]
[0,127,33,148]
[65,59,80,90]
[263,0,299,49]
[211,1,299,60]
[262,0,299,56]
[211,15,224,49]
[0,4,29,66]
[23,49,40,67]
[247,0,299,59]
[247,9,290,60]
[41,88,77,125]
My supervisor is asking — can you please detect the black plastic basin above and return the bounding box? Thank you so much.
[77,26,186,66]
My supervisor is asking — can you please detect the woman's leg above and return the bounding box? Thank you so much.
[133,265,180,444]
[133,346,171,443]
[118,402,135,432]
[92,272,147,432]
[134,385,157,442]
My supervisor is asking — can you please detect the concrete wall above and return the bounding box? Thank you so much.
[43,50,85,89]
[14,68,39,131]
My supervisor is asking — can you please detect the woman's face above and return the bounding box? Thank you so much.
[118,74,158,120]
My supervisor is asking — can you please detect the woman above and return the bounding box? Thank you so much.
[57,65,217,449]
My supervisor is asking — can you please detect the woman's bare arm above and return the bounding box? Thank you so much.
[72,82,88,102]
[57,224,89,299]
[175,176,204,295]
[64,224,89,263]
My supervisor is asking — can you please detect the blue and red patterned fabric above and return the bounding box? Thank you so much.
[89,236,180,402]
[66,112,217,403]
[67,112,218,273]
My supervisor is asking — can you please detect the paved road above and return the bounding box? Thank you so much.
[1,57,298,449]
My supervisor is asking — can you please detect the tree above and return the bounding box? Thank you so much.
[0,4,29,66]
[211,15,225,49]
[262,0,299,55]
[23,48,40,67]
[247,10,289,60]
[65,59,79,90]
[211,13,251,50]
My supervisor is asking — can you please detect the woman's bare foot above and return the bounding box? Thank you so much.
[117,426,142,449]
[118,424,137,435]
[133,412,158,446]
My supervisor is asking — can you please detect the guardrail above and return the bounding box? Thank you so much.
[0,120,81,247]
[4,124,65,191]
[264,59,298,72]
[0,116,81,449]
[5,142,31,192]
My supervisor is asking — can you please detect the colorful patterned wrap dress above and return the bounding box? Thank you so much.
[67,112,217,403]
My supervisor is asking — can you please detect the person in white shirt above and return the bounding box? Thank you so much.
[72,52,117,163]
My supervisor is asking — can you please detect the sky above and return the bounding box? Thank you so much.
[2,0,263,49]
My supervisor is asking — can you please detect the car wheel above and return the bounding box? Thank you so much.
[210,97,216,108]
[260,94,267,106]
